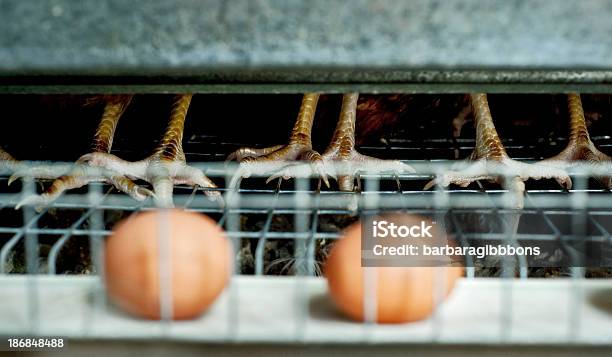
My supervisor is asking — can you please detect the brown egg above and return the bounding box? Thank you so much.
[325,216,463,323]
[105,209,232,320]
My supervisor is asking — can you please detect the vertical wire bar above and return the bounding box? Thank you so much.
[304,180,323,340]
[85,183,105,337]
[431,166,450,342]
[431,266,448,343]
[254,179,281,275]
[526,192,561,279]
[157,208,173,335]
[536,194,565,279]
[449,212,474,278]
[48,190,110,275]
[0,209,47,275]
[363,176,380,340]
[499,233,514,344]
[306,180,322,277]
[515,193,529,279]
[253,208,275,275]
[306,207,319,278]
[224,170,240,340]
[22,179,39,335]
[499,174,518,343]
[294,177,309,341]
[569,174,588,343]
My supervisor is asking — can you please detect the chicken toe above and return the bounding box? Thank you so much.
[228,93,329,188]
[539,93,612,188]
[425,93,571,208]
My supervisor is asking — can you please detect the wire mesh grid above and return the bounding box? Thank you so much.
[0,159,611,343]
[0,96,611,343]
[0,161,611,275]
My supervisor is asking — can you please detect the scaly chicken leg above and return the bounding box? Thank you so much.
[18,94,220,208]
[0,146,17,172]
[15,95,151,209]
[324,93,414,190]
[230,93,414,190]
[279,93,414,191]
[540,93,611,188]
[227,93,328,186]
[425,93,571,208]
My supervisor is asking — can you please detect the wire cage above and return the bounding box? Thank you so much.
[0,94,611,351]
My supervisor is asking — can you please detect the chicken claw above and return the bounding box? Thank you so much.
[15,161,153,211]
[227,93,328,188]
[16,95,220,209]
[229,93,415,191]
[269,93,414,191]
[539,93,612,189]
[84,95,220,208]
[425,93,571,208]
[12,95,154,210]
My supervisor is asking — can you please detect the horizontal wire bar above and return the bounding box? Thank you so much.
[1,154,611,275]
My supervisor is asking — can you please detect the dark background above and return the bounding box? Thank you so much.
[0,94,610,164]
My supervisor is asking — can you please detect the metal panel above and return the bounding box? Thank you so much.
[1,0,612,91]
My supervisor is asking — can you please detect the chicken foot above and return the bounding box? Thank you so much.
[227,93,328,187]
[269,93,414,191]
[425,93,571,208]
[18,95,220,209]
[15,95,151,209]
[539,93,611,188]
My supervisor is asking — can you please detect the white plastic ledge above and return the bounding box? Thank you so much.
[1,276,611,345]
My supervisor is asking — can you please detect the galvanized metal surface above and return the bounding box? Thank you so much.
[1,0,612,91]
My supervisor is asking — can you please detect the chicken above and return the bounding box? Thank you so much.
[228,93,414,189]
[14,94,220,209]
[539,93,611,188]
[451,96,472,139]
[352,94,415,147]
[424,93,572,208]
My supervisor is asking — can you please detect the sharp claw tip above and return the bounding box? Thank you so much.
[14,196,42,210]
[266,175,282,185]
[423,180,436,190]
[7,175,19,186]
[322,177,330,188]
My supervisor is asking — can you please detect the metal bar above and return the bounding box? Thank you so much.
[47,190,112,275]
[2,1,612,75]
[254,180,282,275]
[85,183,106,337]
[0,207,48,274]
